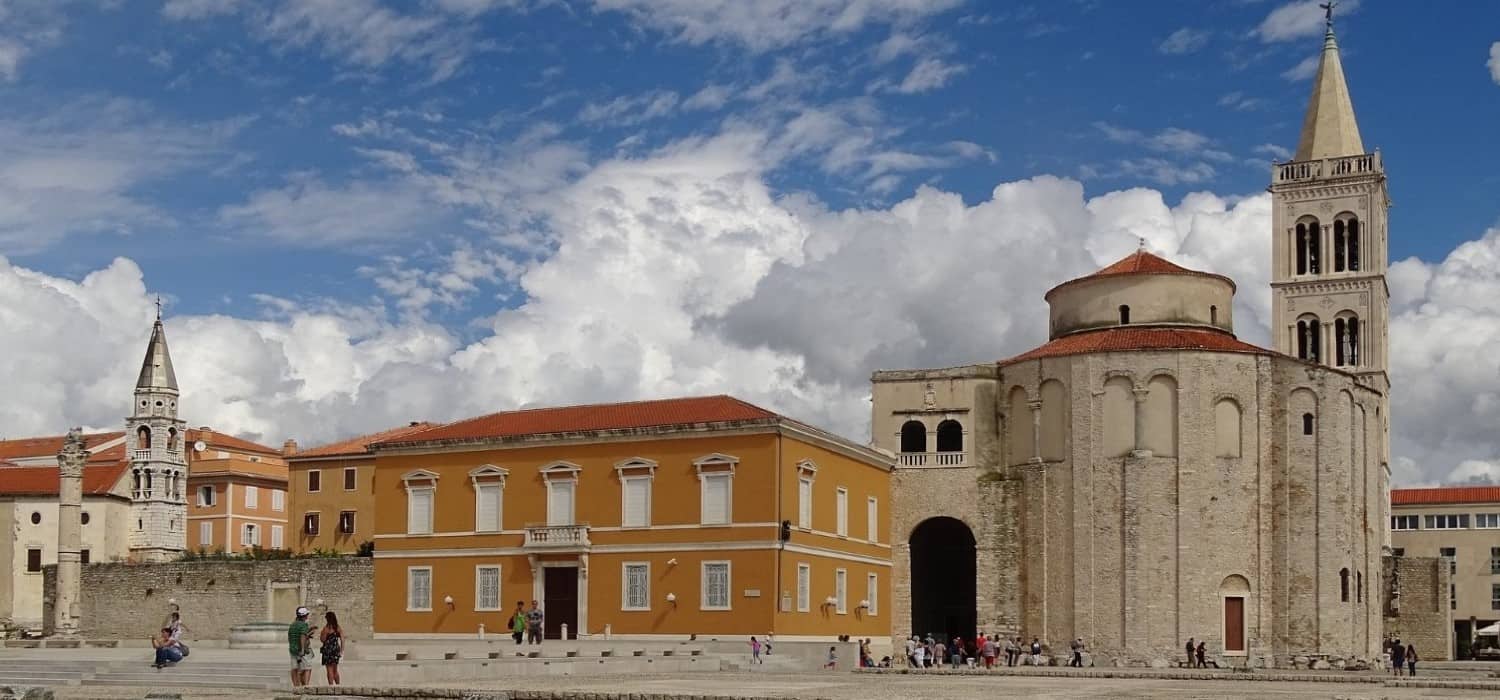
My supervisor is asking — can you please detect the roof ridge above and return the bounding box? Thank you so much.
[432,394,757,427]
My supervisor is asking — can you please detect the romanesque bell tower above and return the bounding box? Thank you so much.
[126,310,188,562]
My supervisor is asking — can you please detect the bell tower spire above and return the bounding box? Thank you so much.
[1295,4,1364,161]
[126,311,187,562]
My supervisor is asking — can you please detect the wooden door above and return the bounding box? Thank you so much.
[1224,596,1245,652]
[543,566,578,639]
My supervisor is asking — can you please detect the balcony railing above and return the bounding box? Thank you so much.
[1272,152,1382,184]
[132,449,152,462]
[897,451,966,468]
[524,524,591,550]
[131,448,186,463]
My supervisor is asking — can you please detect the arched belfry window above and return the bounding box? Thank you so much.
[1333,219,1347,272]
[1296,316,1321,363]
[900,420,927,454]
[936,420,963,453]
[1347,217,1360,271]
[137,425,152,450]
[1119,305,1130,325]
[1295,218,1321,275]
[1335,315,1360,367]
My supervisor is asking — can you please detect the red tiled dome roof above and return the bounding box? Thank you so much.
[1045,250,1236,300]
[1000,327,1273,366]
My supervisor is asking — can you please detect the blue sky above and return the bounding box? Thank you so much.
[4,0,1500,485]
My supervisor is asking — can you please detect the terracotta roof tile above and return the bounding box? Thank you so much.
[294,422,440,459]
[1045,250,1235,299]
[1391,486,1500,506]
[379,395,778,447]
[187,429,282,457]
[0,462,129,497]
[0,432,125,460]
[1001,327,1273,365]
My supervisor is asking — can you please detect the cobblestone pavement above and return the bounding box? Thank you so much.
[46,671,1500,700]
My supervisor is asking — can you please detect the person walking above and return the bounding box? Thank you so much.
[824,645,838,669]
[1185,637,1195,667]
[318,610,344,686]
[1404,643,1418,677]
[912,639,926,669]
[526,600,545,644]
[510,601,526,645]
[287,606,316,687]
[1390,638,1406,677]
[749,636,764,664]
[151,627,183,669]
[1030,637,1042,666]
[933,639,947,669]
[1069,638,1084,667]
[1195,640,1207,669]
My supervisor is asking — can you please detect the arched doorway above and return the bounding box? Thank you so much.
[909,516,976,643]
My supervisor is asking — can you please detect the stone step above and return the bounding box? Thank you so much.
[83,677,284,690]
[88,672,284,688]
[0,670,90,679]
[0,674,85,685]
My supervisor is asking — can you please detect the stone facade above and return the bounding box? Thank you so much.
[1382,555,1452,661]
[43,557,373,640]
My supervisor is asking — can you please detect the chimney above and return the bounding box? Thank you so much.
[409,421,420,427]
[282,439,299,456]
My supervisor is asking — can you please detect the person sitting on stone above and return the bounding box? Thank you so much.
[151,627,183,669]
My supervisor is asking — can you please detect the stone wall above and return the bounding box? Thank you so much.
[1382,555,1451,661]
[45,557,373,640]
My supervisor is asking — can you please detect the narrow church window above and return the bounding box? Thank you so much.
[1302,413,1315,435]
[1334,318,1346,365]
[1357,571,1363,602]
[1295,224,1308,275]
[1210,305,1218,325]
[1307,218,1321,273]
[167,428,179,451]
[1333,220,1346,272]
[1119,305,1130,324]
[1339,568,1350,602]
[1347,218,1360,271]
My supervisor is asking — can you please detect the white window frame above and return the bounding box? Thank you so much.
[475,565,502,612]
[540,462,581,527]
[1475,513,1500,529]
[1391,514,1419,531]
[796,460,816,530]
[469,464,508,533]
[701,560,731,611]
[271,489,284,512]
[1426,513,1469,530]
[620,475,653,528]
[198,521,212,546]
[622,561,650,611]
[244,485,258,509]
[835,568,847,614]
[867,496,879,543]
[407,566,433,612]
[241,523,258,547]
[695,453,738,526]
[402,470,439,535]
[343,467,358,491]
[303,511,321,536]
[867,572,878,616]
[796,562,810,613]
[270,524,284,549]
[835,487,848,537]
[307,469,322,493]
[197,485,215,507]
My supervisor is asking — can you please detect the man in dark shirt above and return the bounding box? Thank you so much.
[526,600,545,644]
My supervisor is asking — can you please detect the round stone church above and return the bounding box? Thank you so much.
[876,20,1390,667]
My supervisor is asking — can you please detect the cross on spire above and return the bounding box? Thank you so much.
[1320,1,1337,28]
[154,295,163,321]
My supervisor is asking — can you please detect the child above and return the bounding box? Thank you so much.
[824,645,838,669]
[749,636,763,664]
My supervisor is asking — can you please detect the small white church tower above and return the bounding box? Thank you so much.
[126,306,188,562]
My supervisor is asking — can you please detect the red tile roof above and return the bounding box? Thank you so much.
[0,462,129,497]
[1045,250,1235,299]
[0,432,125,460]
[1391,486,1500,506]
[378,395,778,447]
[187,428,282,457]
[1001,327,1273,365]
[294,422,440,459]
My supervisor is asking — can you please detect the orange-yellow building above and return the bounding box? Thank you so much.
[185,428,290,553]
[368,396,892,640]
[287,422,435,553]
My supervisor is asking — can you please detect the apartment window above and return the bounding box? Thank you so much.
[701,561,731,610]
[407,567,433,611]
[623,563,650,611]
[476,483,502,532]
[271,489,284,512]
[835,568,848,614]
[796,563,810,612]
[199,521,212,546]
[546,480,576,527]
[1426,514,1470,530]
[408,488,434,535]
[835,488,849,537]
[475,566,501,611]
[1491,546,1500,575]
[1493,584,1500,611]
[197,485,215,507]
[867,573,879,616]
[339,511,356,534]
[241,523,258,547]
[307,470,322,493]
[303,512,320,535]
[700,474,731,526]
[26,548,42,573]
[621,477,651,528]
[797,477,813,529]
[244,485,258,509]
[867,497,879,543]
[271,525,284,549]
[343,467,357,491]
[1391,515,1419,531]
[1476,513,1500,529]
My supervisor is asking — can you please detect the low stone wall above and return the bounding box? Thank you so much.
[44,558,373,641]
[1382,554,1452,661]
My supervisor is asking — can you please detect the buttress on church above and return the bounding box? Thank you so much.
[879,21,1391,666]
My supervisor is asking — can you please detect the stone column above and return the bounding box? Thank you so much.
[54,428,89,637]
[1027,400,1044,463]
[1131,388,1152,458]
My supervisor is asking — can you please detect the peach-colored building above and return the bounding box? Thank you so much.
[185,429,290,553]
[287,422,436,554]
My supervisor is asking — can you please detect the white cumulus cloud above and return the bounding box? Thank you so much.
[1489,41,1500,85]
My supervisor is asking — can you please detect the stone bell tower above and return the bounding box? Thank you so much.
[127,307,188,562]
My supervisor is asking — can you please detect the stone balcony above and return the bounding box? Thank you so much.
[131,448,185,463]
[897,451,966,468]
[1271,152,1382,185]
[523,524,591,551]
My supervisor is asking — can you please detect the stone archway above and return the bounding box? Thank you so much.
[909,516,976,643]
